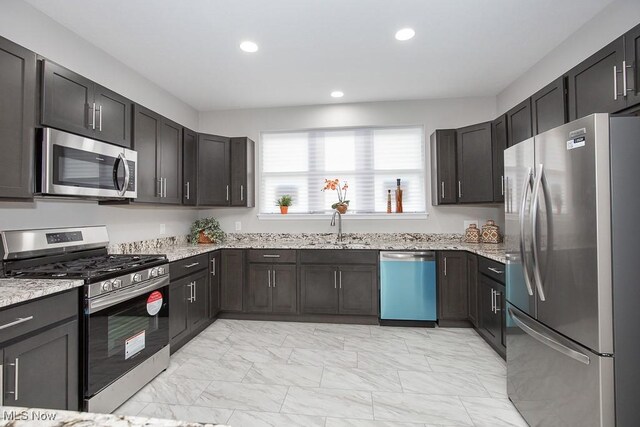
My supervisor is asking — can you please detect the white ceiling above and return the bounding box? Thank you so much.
[25,0,613,111]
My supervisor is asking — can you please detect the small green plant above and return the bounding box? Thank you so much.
[188,217,226,244]
[275,194,293,207]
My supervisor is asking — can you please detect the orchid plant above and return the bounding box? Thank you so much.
[322,178,349,209]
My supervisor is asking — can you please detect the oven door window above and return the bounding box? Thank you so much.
[53,145,119,189]
[85,287,169,397]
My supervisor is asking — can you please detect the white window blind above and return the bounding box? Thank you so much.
[260,126,425,214]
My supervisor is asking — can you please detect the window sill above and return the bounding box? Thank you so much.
[257,213,429,220]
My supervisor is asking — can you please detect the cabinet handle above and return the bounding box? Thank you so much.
[7,358,18,401]
[441,181,445,199]
[184,262,200,269]
[211,258,216,276]
[226,185,230,202]
[273,270,276,287]
[458,181,462,198]
[186,181,190,200]
[334,270,337,289]
[163,177,168,198]
[0,316,34,331]
[495,291,501,314]
[98,105,103,131]
[241,184,244,201]
[263,254,280,258]
[443,257,447,276]
[268,269,271,288]
[339,271,342,289]
[501,176,505,196]
[614,65,618,100]
[157,178,162,198]
[488,267,504,274]
[193,281,197,302]
[187,282,193,302]
[1,363,3,404]
[90,102,96,130]
[623,60,633,94]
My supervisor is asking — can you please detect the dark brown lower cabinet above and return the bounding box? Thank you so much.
[169,268,209,350]
[1,319,78,410]
[209,251,221,318]
[437,251,468,322]
[478,274,505,356]
[246,263,297,314]
[300,265,339,314]
[467,254,479,328]
[221,250,244,312]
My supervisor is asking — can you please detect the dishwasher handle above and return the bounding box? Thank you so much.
[380,251,435,261]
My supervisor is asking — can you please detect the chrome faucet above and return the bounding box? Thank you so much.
[330,210,343,242]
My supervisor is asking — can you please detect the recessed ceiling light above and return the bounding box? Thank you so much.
[395,28,415,41]
[331,91,344,98]
[239,41,259,53]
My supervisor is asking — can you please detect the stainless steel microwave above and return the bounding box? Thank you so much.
[37,128,137,199]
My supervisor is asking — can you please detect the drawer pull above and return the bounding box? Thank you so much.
[0,316,34,331]
[184,262,200,269]
[488,267,504,274]
[262,254,281,258]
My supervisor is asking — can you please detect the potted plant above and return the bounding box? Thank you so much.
[188,217,226,244]
[276,194,293,214]
[322,178,349,214]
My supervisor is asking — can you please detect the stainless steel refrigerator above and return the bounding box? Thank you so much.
[504,113,640,427]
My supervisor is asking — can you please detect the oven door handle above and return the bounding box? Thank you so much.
[87,276,169,314]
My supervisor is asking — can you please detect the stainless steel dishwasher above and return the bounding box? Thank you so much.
[379,251,437,325]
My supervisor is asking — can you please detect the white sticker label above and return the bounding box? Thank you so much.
[125,330,145,359]
[146,290,163,316]
[567,136,586,150]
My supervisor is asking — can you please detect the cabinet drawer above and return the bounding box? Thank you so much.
[0,289,78,344]
[247,250,296,264]
[300,250,378,265]
[170,253,209,280]
[478,257,506,284]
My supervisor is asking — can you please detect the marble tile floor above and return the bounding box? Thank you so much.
[114,319,527,427]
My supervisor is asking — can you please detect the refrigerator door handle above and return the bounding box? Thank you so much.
[508,307,590,365]
[519,167,535,296]
[531,164,547,301]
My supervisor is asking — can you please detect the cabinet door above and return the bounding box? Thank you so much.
[230,137,247,206]
[430,130,457,205]
[188,270,209,332]
[94,84,132,147]
[209,251,221,318]
[491,115,507,203]
[182,128,198,206]
[272,264,297,314]
[3,320,78,410]
[438,251,468,321]
[456,122,493,203]
[338,265,378,316]
[132,105,161,202]
[624,24,640,107]
[531,77,567,135]
[300,265,339,314]
[479,275,501,348]
[158,118,182,204]
[41,60,94,139]
[567,37,626,120]
[247,263,273,313]
[467,254,479,328]
[0,37,36,198]
[506,98,532,148]
[198,133,230,206]
[221,250,244,312]
[169,279,189,348]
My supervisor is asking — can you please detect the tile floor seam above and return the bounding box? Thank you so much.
[277,385,291,413]
[457,395,479,427]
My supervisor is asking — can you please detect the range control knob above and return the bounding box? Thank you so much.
[150,268,159,278]
[101,281,112,292]
[132,273,142,283]
[157,266,166,275]
[112,279,123,289]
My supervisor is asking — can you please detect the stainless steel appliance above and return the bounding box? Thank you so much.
[1,226,169,414]
[504,114,640,426]
[36,128,137,199]
[379,251,437,325]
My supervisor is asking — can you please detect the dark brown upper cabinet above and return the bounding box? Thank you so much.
[531,77,567,135]
[182,128,198,206]
[623,24,640,107]
[198,133,230,206]
[506,98,532,148]
[430,129,457,205]
[456,122,494,203]
[0,36,36,199]
[132,104,182,204]
[230,137,255,207]
[567,37,626,120]
[41,60,132,147]
[491,115,507,203]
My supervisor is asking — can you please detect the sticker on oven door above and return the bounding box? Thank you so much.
[567,136,586,150]
[146,291,163,316]
[125,330,145,359]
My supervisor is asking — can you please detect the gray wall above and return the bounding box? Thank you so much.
[198,97,505,234]
[497,0,640,113]
[0,0,200,243]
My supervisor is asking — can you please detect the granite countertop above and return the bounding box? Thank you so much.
[0,406,226,427]
[0,277,84,309]
[110,233,506,264]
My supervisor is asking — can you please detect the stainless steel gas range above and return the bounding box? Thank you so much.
[1,226,170,414]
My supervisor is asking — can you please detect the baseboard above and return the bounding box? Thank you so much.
[437,319,473,328]
[218,311,379,325]
[379,319,436,327]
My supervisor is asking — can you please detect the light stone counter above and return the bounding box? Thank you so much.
[0,277,84,309]
[0,406,227,427]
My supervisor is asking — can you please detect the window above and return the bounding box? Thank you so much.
[260,126,425,214]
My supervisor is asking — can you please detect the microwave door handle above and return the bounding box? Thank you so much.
[87,276,169,314]
[116,153,130,197]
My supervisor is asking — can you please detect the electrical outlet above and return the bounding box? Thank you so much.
[159,224,166,235]
[463,219,479,231]
[235,221,242,231]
